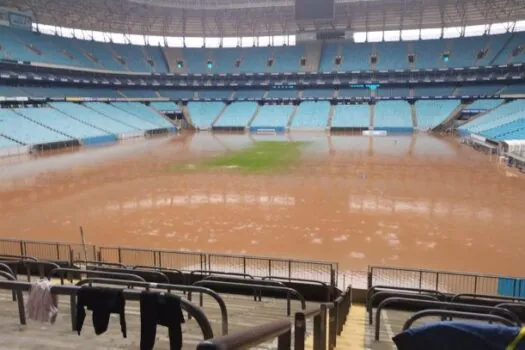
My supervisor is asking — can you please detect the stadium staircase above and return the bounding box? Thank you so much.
[433,102,467,132]
[211,104,230,127]
[370,104,375,129]
[246,104,261,129]
[302,42,323,73]
[326,105,336,129]
[411,104,418,129]
[286,105,299,129]
[181,105,196,128]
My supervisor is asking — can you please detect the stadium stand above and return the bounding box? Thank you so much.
[214,102,258,128]
[493,32,525,65]
[332,104,371,128]
[111,102,175,129]
[238,47,271,73]
[458,99,525,135]
[13,107,115,144]
[416,100,461,130]
[375,42,409,71]
[374,101,413,131]
[291,101,330,129]
[14,86,121,98]
[0,85,28,97]
[466,99,503,110]
[480,118,525,140]
[377,87,410,98]
[340,42,373,71]
[187,102,225,129]
[250,104,294,130]
[49,102,141,136]
[272,45,304,72]
[84,102,160,131]
[0,108,72,145]
[319,43,340,72]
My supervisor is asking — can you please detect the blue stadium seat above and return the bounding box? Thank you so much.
[414,86,454,97]
[302,89,334,99]
[319,43,339,72]
[111,102,174,128]
[459,100,525,134]
[84,102,159,130]
[266,89,297,99]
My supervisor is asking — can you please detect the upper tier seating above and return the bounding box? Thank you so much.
[50,102,137,134]
[187,102,224,129]
[2,28,525,73]
[214,102,258,127]
[332,104,370,128]
[111,102,173,128]
[416,100,460,130]
[14,107,110,140]
[458,100,525,134]
[374,101,413,129]
[377,87,410,98]
[158,90,194,99]
[0,27,168,72]
[251,104,293,128]
[0,85,27,97]
[291,101,330,129]
[0,109,72,144]
[84,102,160,130]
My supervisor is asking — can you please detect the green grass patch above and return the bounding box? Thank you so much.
[176,141,306,174]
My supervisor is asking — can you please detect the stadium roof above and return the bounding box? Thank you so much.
[7,0,525,37]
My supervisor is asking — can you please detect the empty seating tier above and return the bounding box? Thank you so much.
[291,101,330,129]
[111,102,174,129]
[374,101,413,131]
[416,100,460,130]
[458,100,525,135]
[251,104,293,129]
[214,102,258,128]
[332,104,370,128]
[84,102,160,131]
[187,102,225,129]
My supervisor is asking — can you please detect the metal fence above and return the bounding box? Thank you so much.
[0,238,337,286]
[368,265,513,296]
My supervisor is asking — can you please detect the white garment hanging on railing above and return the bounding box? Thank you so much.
[26,279,58,324]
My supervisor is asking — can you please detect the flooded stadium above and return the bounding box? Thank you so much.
[0,132,523,281]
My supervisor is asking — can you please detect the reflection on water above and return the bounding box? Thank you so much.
[0,132,523,278]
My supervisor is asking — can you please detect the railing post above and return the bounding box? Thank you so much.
[153,251,157,267]
[294,312,306,350]
[56,244,61,260]
[69,248,74,267]
[158,251,162,268]
[243,256,246,276]
[473,275,478,295]
[117,247,122,264]
[435,272,440,291]
[20,241,26,257]
[329,303,338,349]
[319,304,327,350]
[286,291,291,316]
[277,328,292,350]
[288,260,292,282]
[367,269,372,290]
[419,270,422,289]
[269,260,272,277]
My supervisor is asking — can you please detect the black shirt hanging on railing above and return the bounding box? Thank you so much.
[140,291,185,350]
[76,286,127,338]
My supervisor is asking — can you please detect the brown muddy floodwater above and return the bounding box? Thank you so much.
[0,132,524,282]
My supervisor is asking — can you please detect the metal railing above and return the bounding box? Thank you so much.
[0,238,337,287]
[193,280,306,316]
[0,279,214,339]
[368,265,515,296]
[75,278,229,335]
[196,286,352,350]
[374,297,521,340]
[403,310,515,330]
